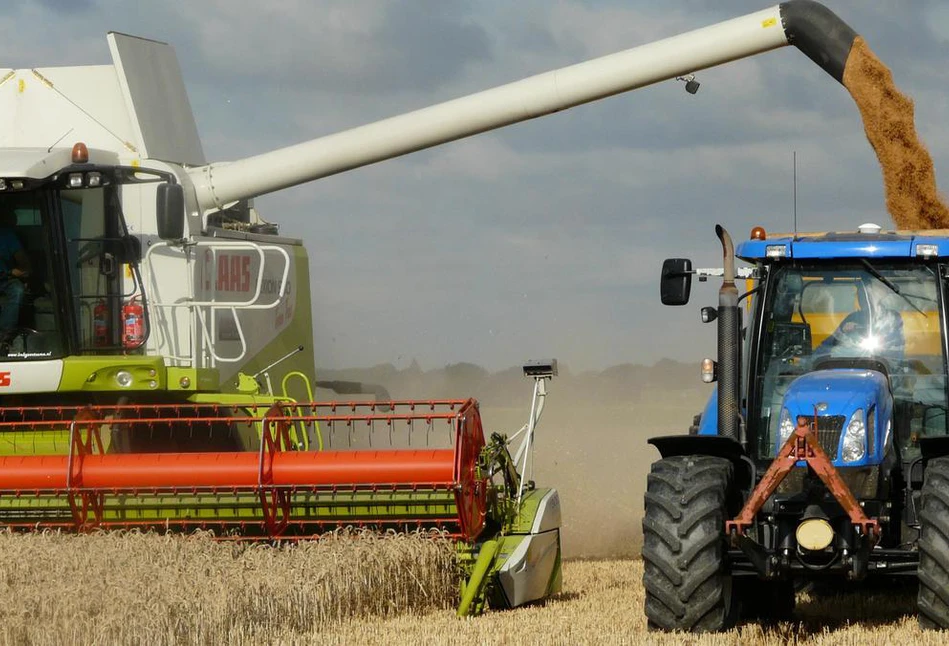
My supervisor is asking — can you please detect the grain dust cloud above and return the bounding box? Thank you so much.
[843,37,949,229]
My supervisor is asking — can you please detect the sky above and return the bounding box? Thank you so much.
[2,1,948,372]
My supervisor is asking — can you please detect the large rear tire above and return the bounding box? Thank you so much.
[642,455,736,632]
[918,456,949,629]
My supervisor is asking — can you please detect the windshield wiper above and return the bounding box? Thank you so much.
[860,259,925,315]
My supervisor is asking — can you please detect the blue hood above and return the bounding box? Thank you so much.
[780,368,892,467]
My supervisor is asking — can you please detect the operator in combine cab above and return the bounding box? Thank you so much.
[0,206,31,340]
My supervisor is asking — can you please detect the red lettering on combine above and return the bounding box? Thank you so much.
[216,255,253,293]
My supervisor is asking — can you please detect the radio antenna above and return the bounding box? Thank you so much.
[793,151,798,237]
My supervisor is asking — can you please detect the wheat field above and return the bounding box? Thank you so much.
[0,531,941,645]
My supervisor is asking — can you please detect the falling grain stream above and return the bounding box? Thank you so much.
[843,37,949,229]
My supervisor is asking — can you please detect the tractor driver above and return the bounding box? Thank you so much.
[0,207,31,339]
[813,290,904,364]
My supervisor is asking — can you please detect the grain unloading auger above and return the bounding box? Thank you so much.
[0,1,862,614]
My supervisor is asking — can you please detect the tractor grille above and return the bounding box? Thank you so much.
[815,415,846,459]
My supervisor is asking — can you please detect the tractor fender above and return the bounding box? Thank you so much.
[648,435,753,490]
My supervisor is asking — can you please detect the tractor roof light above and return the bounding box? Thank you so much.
[765,244,787,259]
[68,173,84,188]
[917,244,939,258]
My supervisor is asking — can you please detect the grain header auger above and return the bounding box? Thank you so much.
[0,1,866,614]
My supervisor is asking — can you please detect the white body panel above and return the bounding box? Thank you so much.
[0,361,64,393]
[0,34,203,167]
[108,33,205,166]
[531,488,562,534]
[0,66,136,160]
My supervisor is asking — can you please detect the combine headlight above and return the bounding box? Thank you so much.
[115,370,134,388]
[778,408,795,447]
[68,173,84,188]
[841,408,866,463]
[87,172,102,187]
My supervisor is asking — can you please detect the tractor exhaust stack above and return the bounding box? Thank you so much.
[715,225,741,443]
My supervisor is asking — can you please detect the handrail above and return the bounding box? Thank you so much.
[281,371,322,450]
[141,240,291,367]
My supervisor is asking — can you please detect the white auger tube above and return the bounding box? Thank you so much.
[189,1,858,212]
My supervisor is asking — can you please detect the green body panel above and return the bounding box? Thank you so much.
[457,486,563,616]
[0,428,71,456]
[457,540,500,616]
[0,489,458,530]
[58,356,167,391]
[166,367,220,392]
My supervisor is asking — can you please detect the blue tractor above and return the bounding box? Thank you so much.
[645,224,949,630]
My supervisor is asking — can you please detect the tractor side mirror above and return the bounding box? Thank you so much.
[156,183,185,240]
[660,258,693,306]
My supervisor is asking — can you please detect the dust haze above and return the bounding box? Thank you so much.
[316,360,710,559]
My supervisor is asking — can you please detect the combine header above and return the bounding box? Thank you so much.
[0,400,486,537]
[0,370,561,614]
[0,0,913,616]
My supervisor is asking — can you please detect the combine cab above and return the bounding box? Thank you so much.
[646,225,949,630]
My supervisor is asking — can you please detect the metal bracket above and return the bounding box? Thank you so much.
[258,404,293,536]
[726,413,880,544]
[66,407,106,530]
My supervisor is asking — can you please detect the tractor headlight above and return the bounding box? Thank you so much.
[841,408,866,463]
[778,408,795,447]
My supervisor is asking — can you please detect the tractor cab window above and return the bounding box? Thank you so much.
[755,263,946,458]
[0,194,64,360]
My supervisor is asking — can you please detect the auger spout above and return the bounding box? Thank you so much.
[189,1,859,213]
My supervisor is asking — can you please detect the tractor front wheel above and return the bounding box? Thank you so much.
[642,455,736,632]
[918,456,949,629]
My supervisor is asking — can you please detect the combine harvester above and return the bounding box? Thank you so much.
[0,1,920,617]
